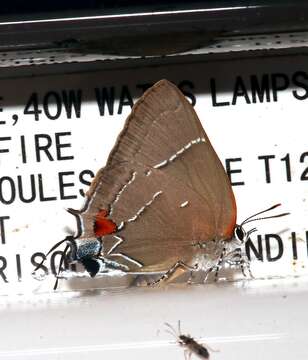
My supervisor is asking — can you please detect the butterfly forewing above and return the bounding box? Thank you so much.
[106,79,236,239]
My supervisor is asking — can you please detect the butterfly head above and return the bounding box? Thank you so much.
[233,225,248,245]
[233,203,290,246]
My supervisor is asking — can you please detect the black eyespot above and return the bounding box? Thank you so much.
[235,226,244,241]
[81,258,100,277]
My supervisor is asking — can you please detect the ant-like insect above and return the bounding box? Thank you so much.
[165,321,218,359]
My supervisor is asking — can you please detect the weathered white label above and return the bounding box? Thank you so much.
[0,55,307,295]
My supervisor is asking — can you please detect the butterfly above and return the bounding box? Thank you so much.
[37,79,288,288]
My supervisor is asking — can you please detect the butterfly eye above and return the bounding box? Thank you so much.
[235,226,245,243]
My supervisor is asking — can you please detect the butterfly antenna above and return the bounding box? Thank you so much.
[243,212,290,225]
[246,227,257,237]
[241,204,289,226]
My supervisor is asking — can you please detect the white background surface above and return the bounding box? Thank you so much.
[0,53,307,358]
[1,280,307,359]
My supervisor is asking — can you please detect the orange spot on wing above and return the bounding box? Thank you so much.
[222,195,237,240]
[94,209,117,237]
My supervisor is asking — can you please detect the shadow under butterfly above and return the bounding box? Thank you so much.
[36,79,289,289]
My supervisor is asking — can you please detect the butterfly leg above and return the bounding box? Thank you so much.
[214,247,226,281]
[225,248,253,278]
[240,253,253,279]
[187,269,194,285]
[227,248,246,276]
[238,250,250,278]
[148,261,197,286]
[247,260,254,278]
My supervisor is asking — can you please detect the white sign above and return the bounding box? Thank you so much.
[0,55,307,295]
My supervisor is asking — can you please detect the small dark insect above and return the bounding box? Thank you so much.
[165,321,217,359]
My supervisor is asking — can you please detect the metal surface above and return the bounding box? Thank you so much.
[0,1,308,63]
[1,278,306,359]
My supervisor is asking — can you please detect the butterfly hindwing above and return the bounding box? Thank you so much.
[79,162,216,272]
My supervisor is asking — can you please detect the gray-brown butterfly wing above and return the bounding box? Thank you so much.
[79,161,215,272]
[106,79,236,239]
